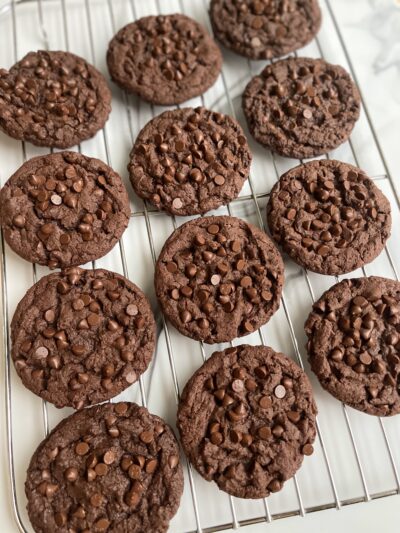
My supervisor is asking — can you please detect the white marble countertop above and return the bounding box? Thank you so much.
[0,1,399,532]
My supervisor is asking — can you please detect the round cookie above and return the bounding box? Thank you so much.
[242,57,361,159]
[210,0,321,60]
[155,216,284,344]
[26,402,184,533]
[177,344,317,498]
[305,276,400,416]
[267,160,391,275]
[0,50,111,148]
[107,14,222,105]
[0,151,130,268]
[128,107,252,215]
[11,268,156,409]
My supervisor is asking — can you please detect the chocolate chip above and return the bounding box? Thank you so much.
[274,385,286,399]
[258,426,272,440]
[64,467,78,482]
[302,443,314,456]
[35,346,49,358]
[259,396,272,409]
[75,442,89,455]
[139,430,153,444]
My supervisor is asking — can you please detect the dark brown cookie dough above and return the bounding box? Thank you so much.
[11,268,156,409]
[267,160,391,275]
[128,107,252,215]
[0,151,130,268]
[210,0,321,60]
[107,14,222,105]
[155,216,284,344]
[0,50,111,148]
[305,276,400,416]
[26,402,184,533]
[242,57,361,159]
[177,345,317,498]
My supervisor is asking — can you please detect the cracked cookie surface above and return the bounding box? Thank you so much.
[26,402,183,532]
[0,50,111,148]
[177,344,317,498]
[128,107,251,215]
[0,151,130,268]
[11,268,156,409]
[305,276,400,416]
[243,57,360,158]
[267,160,391,275]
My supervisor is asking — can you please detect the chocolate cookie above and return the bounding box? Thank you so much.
[267,159,392,275]
[128,107,252,215]
[267,160,391,275]
[242,57,361,159]
[107,14,222,105]
[155,216,284,344]
[0,50,111,148]
[0,151,130,268]
[210,0,321,60]
[177,344,317,498]
[11,268,156,409]
[305,277,400,416]
[26,402,184,533]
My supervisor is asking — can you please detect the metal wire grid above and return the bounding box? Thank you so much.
[1,0,399,532]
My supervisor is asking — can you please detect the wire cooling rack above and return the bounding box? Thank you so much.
[1,0,400,532]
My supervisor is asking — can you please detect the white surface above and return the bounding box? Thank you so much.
[1,0,400,532]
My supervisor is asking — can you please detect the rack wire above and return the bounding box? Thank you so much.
[1,0,400,532]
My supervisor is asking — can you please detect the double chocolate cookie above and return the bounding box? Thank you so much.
[305,276,400,416]
[210,0,321,60]
[243,57,361,158]
[26,402,184,533]
[11,268,156,409]
[0,151,130,268]
[107,14,222,105]
[178,345,317,498]
[267,160,391,275]
[128,107,252,215]
[155,216,284,343]
[0,50,111,148]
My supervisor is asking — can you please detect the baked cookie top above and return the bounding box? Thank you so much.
[305,276,400,416]
[0,151,130,268]
[178,344,317,498]
[243,57,360,158]
[0,50,111,148]
[11,268,156,409]
[129,107,251,215]
[155,216,284,343]
[107,14,222,105]
[267,160,391,275]
[26,402,183,533]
